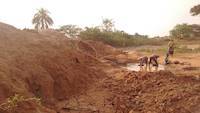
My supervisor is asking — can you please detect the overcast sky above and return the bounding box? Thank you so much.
[0,0,200,36]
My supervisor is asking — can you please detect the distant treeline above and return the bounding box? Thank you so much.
[59,19,168,47]
[79,27,167,47]
[31,4,200,47]
[170,24,200,40]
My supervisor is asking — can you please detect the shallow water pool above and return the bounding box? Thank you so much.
[126,63,165,72]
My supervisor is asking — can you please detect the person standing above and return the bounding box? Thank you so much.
[168,39,175,57]
[164,39,175,65]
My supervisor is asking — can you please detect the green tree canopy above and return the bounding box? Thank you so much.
[190,4,200,16]
[170,24,192,39]
[60,25,82,38]
[32,8,54,30]
[102,18,115,32]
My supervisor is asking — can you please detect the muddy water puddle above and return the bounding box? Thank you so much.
[125,63,165,72]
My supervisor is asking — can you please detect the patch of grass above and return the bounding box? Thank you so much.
[193,46,200,53]
[137,48,154,53]
[175,45,200,53]
[2,94,25,110]
[137,47,167,54]
[137,45,200,54]
[0,94,42,111]
[175,45,192,53]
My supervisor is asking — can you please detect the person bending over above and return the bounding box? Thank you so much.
[149,55,159,67]
[138,56,148,67]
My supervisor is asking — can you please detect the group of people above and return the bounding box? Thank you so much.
[138,39,175,70]
[138,54,159,68]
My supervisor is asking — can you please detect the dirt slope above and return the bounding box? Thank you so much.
[0,22,113,113]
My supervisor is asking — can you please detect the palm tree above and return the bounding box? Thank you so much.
[32,8,54,30]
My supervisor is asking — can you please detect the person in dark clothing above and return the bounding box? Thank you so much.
[149,55,159,67]
[164,53,170,65]
[138,56,148,67]
[168,39,175,57]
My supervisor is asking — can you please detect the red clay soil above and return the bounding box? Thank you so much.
[84,40,121,57]
[0,22,112,113]
[104,71,200,113]
[56,69,200,113]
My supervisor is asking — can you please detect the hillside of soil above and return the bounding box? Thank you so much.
[0,22,118,113]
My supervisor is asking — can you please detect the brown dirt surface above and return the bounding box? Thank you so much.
[85,40,121,57]
[0,22,200,113]
[108,71,200,113]
[56,69,200,113]
[0,22,114,112]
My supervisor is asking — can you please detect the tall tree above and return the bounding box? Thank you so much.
[60,25,82,38]
[190,4,200,16]
[32,8,54,30]
[170,24,192,39]
[102,18,115,32]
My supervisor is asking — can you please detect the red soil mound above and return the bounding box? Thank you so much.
[0,22,109,112]
[104,71,200,113]
[77,40,98,57]
[75,40,121,59]
[85,40,120,57]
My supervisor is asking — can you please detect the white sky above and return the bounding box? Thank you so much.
[0,0,200,36]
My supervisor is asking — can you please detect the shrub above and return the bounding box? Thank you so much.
[80,28,166,47]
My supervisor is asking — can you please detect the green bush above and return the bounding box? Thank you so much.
[79,28,166,47]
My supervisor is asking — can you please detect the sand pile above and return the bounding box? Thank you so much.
[0,22,113,113]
